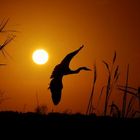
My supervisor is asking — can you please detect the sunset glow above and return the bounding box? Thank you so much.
[32,49,49,65]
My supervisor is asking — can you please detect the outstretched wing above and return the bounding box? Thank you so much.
[50,45,84,78]
[50,64,62,78]
[60,45,84,68]
[49,77,63,105]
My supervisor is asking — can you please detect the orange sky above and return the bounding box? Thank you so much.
[0,0,140,114]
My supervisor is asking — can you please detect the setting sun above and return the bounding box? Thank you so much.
[32,49,49,65]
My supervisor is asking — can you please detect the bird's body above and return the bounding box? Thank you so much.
[49,45,91,105]
[49,76,63,105]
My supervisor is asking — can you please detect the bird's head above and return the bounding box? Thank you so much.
[70,67,91,74]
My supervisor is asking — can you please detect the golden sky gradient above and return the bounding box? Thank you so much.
[0,0,140,114]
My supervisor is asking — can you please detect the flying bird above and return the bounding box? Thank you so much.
[49,45,91,105]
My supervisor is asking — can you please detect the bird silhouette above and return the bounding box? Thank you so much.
[49,45,91,105]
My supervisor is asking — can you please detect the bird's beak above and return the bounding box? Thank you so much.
[86,68,92,71]
[79,45,84,50]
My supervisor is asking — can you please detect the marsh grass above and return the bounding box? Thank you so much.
[117,65,140,118]
[0,18,16,58]
[125,96,135,118]
[102,51,120,116]
[109,101,121,118]
[138,87,140,110]
[86,64,97,115]
[0,19,15,110]
[35,105,48,115]
[121,64,129,118]
[118,85,140,118]
[35,92,48,115]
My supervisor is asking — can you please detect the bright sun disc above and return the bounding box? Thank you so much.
[32,49,49,65]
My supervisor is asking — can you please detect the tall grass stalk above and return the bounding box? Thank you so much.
[122,64,129,118]
[118,85,140,117]
[86,64,97,115]
[125,96,135,118]
[97,86,105,109]
[109,102,121,118]
[104,74,111,116]
[0,19,16,58]
[138,87,140,110]
[103,51,120,116]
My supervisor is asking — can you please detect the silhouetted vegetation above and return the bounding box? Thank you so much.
[0,18,16,58]
[87,51,139,118]
[86,63,97,115]
[0,19,16,105]
[0,111,139,131]
[102,51,120,116]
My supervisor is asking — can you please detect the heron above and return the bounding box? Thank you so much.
[49,45,91,105]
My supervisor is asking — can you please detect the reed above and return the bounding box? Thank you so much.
[118,84,140,118]
[0,18,16,58]
[35,92,48,115]
[138,87,140,110]
[109,101,121,118]
[121,64,129,118]
[125,96,135,118]
[103,51,120,116]
[86,64,97,115]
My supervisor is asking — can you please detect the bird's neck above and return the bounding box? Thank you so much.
[70,67,84,74]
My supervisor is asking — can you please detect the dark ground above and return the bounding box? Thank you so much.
[0,111,139,137]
